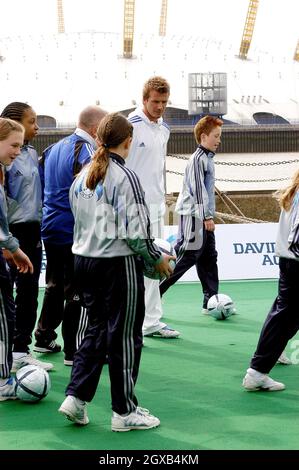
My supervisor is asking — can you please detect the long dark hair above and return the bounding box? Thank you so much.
[86,113,133,190]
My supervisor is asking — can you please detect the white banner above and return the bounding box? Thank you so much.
[164,223,279,281]
[39,223,279,286]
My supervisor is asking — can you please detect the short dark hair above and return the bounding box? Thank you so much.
[1,102,31,122]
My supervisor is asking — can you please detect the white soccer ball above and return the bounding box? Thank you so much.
[15,365,51,402]
[143,238,176,280]
[207,294,235,320]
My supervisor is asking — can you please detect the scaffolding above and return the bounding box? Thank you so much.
[123,0,135,58]
[57,0,65,34]
[239,0,259,60]
[159,0,168,36]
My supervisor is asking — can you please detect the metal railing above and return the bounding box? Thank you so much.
[34,124,299,156]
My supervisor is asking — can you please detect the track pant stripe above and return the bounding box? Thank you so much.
[123,256,137,413]
[0,289,9,378]
[76,306,88,350]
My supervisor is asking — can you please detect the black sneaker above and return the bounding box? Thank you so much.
[33,340,62,353]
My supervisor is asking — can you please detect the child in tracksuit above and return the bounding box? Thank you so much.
[58,113,174,431]
[243,169,299,391]
[1,102,52,372]
[160,115,223,310]
[0,117,33,400]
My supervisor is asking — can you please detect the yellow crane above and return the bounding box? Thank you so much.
[294,39,299,61]
[123,0,135,58]
[159,0,168,36]
[239,0,259,60]
[57,0,65,34]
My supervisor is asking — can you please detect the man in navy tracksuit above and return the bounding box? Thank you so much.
[34,106,107,365]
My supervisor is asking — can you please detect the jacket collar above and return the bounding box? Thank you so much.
[199,145,215,158]
[134,107,164,126]
[109,152,125,166]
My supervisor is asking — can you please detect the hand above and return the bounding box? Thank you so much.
[11,248,34,274]
[154,254,176,279]
[2,248,15,265]
[204,219,215,232]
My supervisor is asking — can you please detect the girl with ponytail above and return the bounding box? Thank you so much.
[59,112,174,431]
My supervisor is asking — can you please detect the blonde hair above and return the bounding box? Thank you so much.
[194,115,223,144]
[275,169,299,211]
[86,113,133,190]
[0,117,24,141]
[142,76,170,100]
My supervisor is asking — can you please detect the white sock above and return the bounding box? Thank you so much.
[13,352,28,359]
[247,367,264,377]
[69,395,85,405]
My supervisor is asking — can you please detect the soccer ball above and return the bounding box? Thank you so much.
[143,238,176,280]
[15,365,51,402]
[207,294,235,320]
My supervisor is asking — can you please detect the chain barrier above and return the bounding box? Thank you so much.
[215,177,290,182]
[167,169,184,176]
[166,170,290,182]
[215,160,299,167]
[167,154,297,182]
[168,154,189,160]
[168,154,299,166]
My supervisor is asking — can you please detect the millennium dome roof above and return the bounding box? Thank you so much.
[0,0,298,125]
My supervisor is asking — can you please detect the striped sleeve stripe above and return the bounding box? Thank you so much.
[83,143,94,159]
[162,122,170,131]
[122,167,161,260]
[114,163,149,230]
[193,149,204,207]
[114,162,145,205]
[128,116,142,123]
[114,162,161,261]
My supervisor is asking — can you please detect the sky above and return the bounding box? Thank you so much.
[0,0,298,57]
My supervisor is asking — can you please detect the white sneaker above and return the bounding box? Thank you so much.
[242,368,285,391]
[11,354,54,373]
[202,308,210,315]
[144,326,180,338]
[58,395,89,425]
[0,377,18,401]
[277,351,292,365]
[63,359,73,366]
[111,407,160,432]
